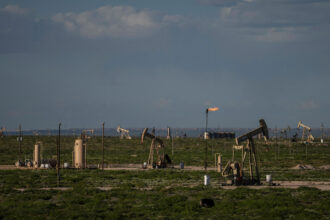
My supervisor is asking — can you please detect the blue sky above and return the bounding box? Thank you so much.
[1,0,330,130]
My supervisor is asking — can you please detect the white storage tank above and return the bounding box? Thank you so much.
[204,175,210,186]
[73,138,86,168]
[266,174,272,183]
[63,162,69,168]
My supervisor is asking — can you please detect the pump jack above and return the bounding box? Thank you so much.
[297,121,314,143]
[141,128,172,168]
[117,126,132,139]
[280,128,288,139]
[222,119,269,185]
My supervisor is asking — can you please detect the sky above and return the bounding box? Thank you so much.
[1,0,330,130]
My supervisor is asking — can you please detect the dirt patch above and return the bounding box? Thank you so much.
[0,165,31,170]
[219,181,330,191]
[291,164,315,170]
[107,164,142,168]
[103,164,217,171]
[14,181,330,191]
[15,187,73,192]
[319,165,330,170]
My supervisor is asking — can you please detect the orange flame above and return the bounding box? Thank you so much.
[207,107,219,112]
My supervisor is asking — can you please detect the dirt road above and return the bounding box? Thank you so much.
[13,181,330,191]
[3,164,330,191]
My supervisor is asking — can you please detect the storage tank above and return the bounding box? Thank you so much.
[166,127,171,140]
[73,138,86,168]
[204,132,209,140]
[33,142,41,168]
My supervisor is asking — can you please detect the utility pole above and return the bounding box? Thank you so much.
[205,109,209,171]
[321,123,324,143]
[18,124,22,154]
[57,123,61,187]
[171,136,174,156]
[204,107,219,172]
[102,122,105,170]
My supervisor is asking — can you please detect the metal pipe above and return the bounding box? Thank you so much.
[85,141,87,168]
[72,151,74,167]
[102,122,105,170]
[57,123,61,187]
[218,154,222,173]
[204,109,208,172]
[18,124,22,154]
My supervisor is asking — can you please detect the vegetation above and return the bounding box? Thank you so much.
[0,136,330,219]
[0,180,330,219]
[1,135,330,168]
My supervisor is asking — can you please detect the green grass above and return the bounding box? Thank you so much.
[1,136,330,168]
[0,185,329,219]
[1,136,330,219]
[1,169,330,190]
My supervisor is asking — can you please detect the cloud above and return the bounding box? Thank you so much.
[0,4,189,53]
[203,0,330,7]
[278,0,330,5]
[299,100,320,110]
[154,97,172,109]
[162,15,187,27]
[0,5,30,16]
[0,5,71,54]
[52,5,185,39]
[214,0,330,42]
[0,5,39,53]
[200,0,243,7]
[252,27,300,42]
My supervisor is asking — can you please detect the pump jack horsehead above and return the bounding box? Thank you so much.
[141,128,172,168]
[222,119,269,185]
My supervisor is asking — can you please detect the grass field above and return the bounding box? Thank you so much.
[0,136,330,219]
[1,136,330,168]
[1,182,330,219]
